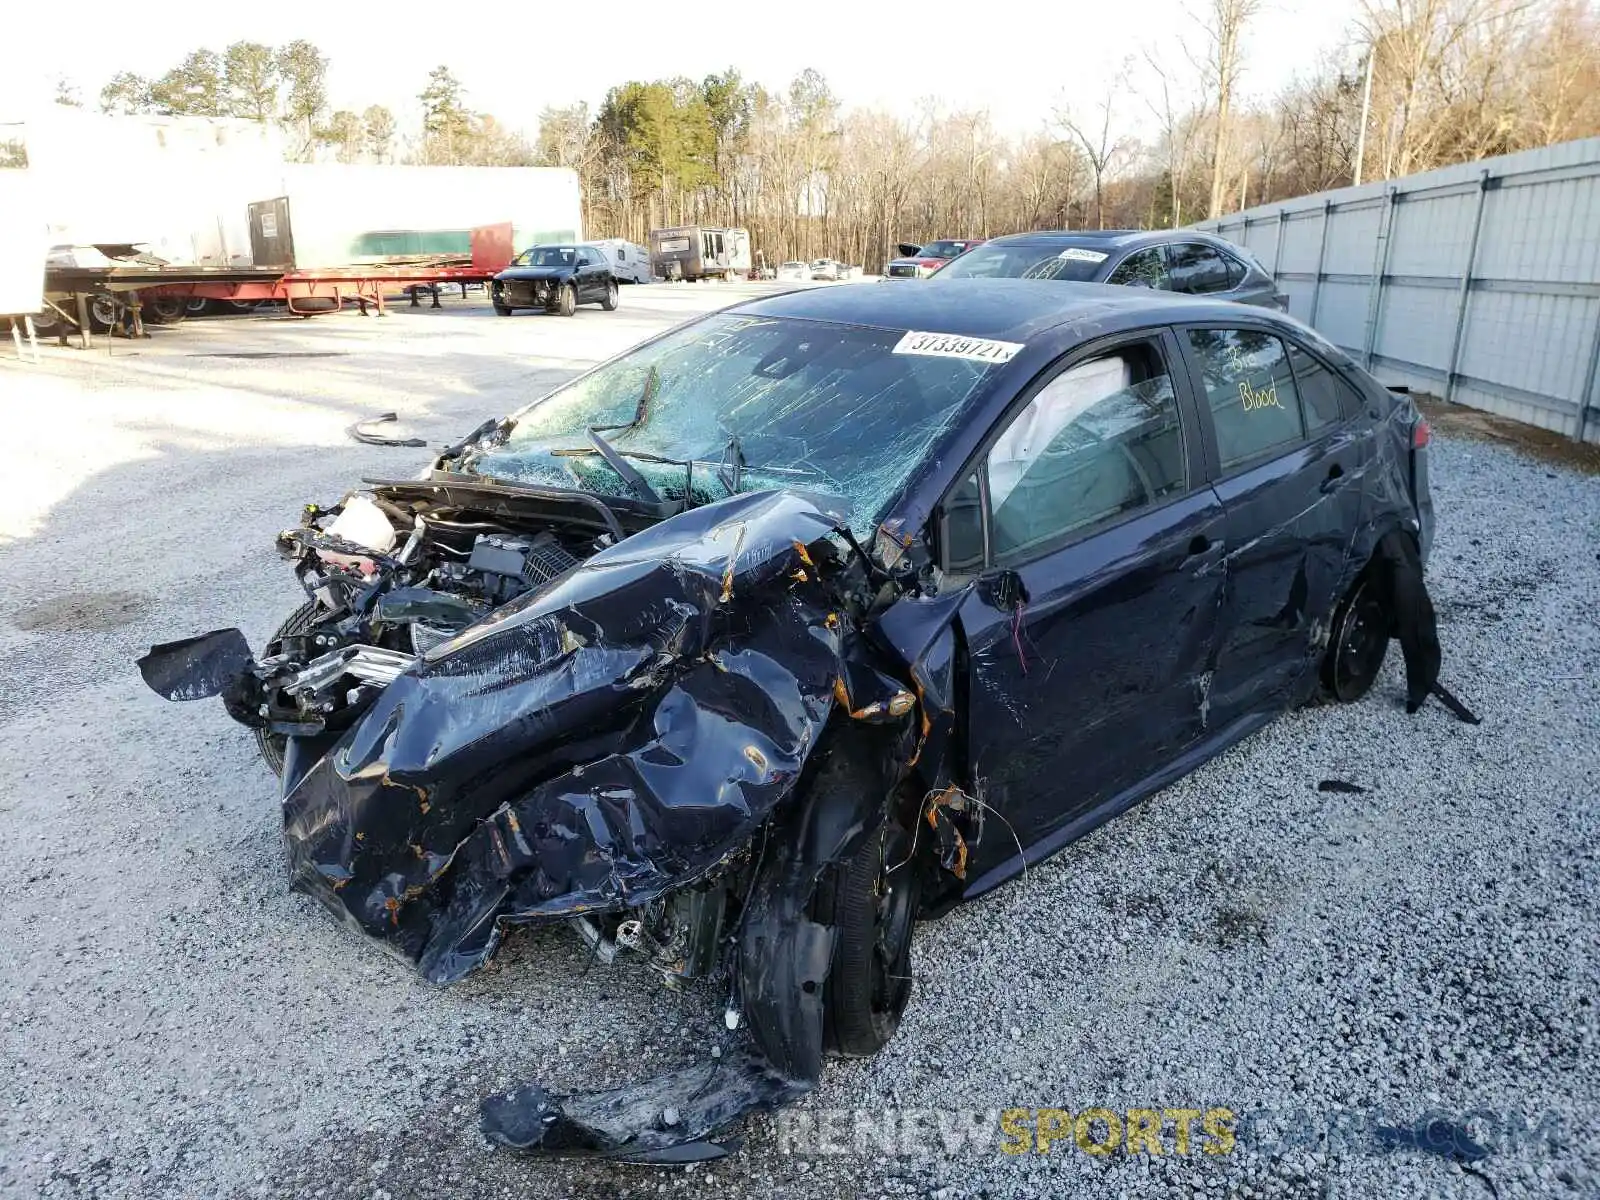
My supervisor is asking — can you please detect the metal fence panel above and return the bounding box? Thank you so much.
[1199,137,1600,443]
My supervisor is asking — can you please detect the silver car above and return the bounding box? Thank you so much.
[930,229,1288,309]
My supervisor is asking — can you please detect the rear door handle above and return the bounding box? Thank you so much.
[1185,534,1217,559]
[1320,463,1346,494]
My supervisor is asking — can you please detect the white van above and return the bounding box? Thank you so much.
[584,238,652,284]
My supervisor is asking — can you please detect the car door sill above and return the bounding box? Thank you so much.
[962,709,1278,901]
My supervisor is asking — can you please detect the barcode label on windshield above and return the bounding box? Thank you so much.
[892,331,1025,364]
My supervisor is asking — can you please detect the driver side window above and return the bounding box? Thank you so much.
[986,342,1189,564]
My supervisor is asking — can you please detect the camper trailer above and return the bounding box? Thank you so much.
[584,237,652,283]
[649,225,751,282]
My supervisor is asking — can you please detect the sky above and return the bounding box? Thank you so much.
[2,0,1359,140]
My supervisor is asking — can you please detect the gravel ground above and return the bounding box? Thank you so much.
[1,287,1596,1200]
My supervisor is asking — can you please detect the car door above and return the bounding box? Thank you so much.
[942,329,1228,882]
[578,247,603,300]
[1176,324,1376,723]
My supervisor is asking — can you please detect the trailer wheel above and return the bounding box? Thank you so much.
[147,297,187,324]
[88,294,119,334]
[556,284,577,317]
[185,297,210,316]
[600,280,618,311]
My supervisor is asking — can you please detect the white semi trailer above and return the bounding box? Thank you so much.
[251,164,582,269]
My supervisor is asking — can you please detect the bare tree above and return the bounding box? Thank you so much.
[1143,49,1206,227]
[1057,67,1134,229]
[1195,0,1262,218]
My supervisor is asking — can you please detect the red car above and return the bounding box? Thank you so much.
[882,238,985,279]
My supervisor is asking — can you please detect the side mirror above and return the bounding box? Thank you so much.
[977,568,1028,611]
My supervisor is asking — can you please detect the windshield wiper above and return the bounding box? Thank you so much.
[594,364,659,435]
[586,425,665,506]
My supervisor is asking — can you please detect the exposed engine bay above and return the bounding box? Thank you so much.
[243,489,600,738]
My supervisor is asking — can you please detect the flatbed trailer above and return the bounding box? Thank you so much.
[38,223,515,347]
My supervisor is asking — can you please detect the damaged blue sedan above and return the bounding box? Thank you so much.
[140,279,1461,1162]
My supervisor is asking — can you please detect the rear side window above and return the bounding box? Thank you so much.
[1287,343,1365,432]
[1108,248,1171,290]
[985,342,1188,562]
[1223,254,1249,287]
[1186,329,1304,468]
[1167,244,1232,294]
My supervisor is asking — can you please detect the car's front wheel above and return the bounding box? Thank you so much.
[556,283,576,317]
[814,821,919,1058]
[1322,572,1389,701]
[492,302,513,316]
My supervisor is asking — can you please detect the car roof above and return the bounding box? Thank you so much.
[979,228,1239,253]
[728,278,1258,342]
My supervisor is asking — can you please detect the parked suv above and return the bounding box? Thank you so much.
[931,229,1287,308]
[492,244,620,316]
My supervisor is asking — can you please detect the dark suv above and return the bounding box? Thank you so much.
[492,244,620,317]
[931,229,1287,308]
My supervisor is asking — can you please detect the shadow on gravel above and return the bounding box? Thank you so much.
[1418,398,1600,476]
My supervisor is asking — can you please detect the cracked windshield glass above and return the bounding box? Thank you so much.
[464,314,1002,531]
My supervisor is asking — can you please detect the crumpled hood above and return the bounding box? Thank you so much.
[280,490,890,983]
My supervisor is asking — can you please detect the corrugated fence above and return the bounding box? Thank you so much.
[1195,137,1600,444]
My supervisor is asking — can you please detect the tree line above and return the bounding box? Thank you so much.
[26,0,1600,271]
[553,0,1598,269]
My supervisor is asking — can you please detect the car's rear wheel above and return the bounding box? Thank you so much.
[600,280,618,311]
[814,820,919,1058]
[254,600,324,776]
[1323,572,1389,702]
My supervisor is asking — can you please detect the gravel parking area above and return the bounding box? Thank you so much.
[1,287,1596,1200]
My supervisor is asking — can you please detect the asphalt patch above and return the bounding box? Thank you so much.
[13,590,153,632]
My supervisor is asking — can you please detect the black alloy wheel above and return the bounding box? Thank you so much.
[1324,574,1389,702]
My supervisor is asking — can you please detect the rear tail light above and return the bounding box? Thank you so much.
[1412,419,1431,448]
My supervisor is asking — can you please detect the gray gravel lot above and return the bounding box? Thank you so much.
[1,286,1596,1200]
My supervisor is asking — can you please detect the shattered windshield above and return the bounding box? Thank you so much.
[463,314,1004,530]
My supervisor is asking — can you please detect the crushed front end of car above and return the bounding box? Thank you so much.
[139,482,968,1161]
